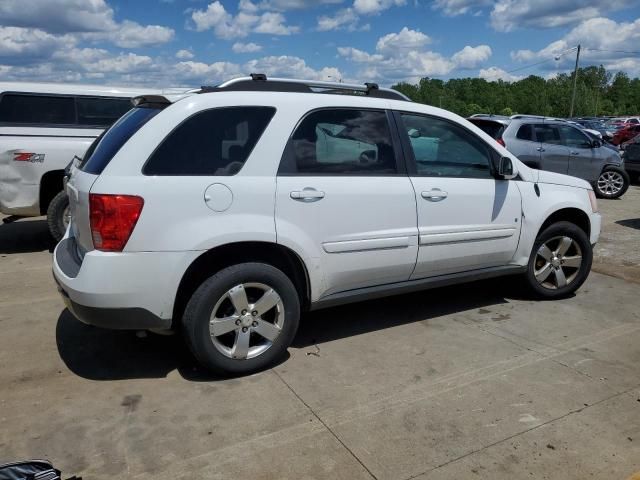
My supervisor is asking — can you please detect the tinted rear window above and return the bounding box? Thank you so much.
[143,107,276,176]
[469,120,505,139]
[76,97,131,126]
[0,93,132,127]
[80,107,161,174]
[0,94,75,125]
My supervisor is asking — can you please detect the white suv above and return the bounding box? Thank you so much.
[53,75,601,375]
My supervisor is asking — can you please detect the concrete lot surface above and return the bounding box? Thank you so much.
[1,186,639,479]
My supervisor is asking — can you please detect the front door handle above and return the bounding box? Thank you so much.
[537,147,546,152]
[570,151,580,155]
[290,188,325,202]
[421,189,448,202]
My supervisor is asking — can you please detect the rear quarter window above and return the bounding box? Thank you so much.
[516,124,534,140]
[80,107,161,174]
[143,106,276,176]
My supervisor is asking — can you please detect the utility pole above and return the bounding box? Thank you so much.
[569,44,581,118]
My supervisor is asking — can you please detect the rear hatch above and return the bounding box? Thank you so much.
[467,118,507,140]
[68,106,163,257]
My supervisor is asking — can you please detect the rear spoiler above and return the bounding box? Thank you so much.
[131,95,173,108]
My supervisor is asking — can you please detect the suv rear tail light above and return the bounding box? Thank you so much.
[497,138,506,147]
[89,194,144,252]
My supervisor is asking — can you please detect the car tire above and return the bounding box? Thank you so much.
[46,191,70,242]
[523,221,592,300]
[182,262,300,375]
[594,166,629,199]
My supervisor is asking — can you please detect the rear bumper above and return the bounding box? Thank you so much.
[53,236,201,330]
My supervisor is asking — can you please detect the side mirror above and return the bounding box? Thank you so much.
[408,128,421,138]
[498,156,518,180]
[591,139,602,148]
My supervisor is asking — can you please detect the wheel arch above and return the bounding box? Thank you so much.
[537,207,591,239]
[172,241,311,328]
[39,169,65,215]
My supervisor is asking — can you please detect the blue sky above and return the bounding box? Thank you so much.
[0,0,639,87]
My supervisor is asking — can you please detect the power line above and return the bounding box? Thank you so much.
[505,57,557,74]
[583,48,640,56]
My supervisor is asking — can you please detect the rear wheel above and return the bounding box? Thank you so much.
[182,262,300,375]
[594,166,629,199]
[46,190,70,242]
[524,221,592,299]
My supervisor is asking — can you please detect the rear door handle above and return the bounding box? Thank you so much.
[537,147,546,152]
[421,189,448,202]
[290,188,325,202]
[571,151,580,155]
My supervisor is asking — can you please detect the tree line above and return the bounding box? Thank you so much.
[392,65,640,118]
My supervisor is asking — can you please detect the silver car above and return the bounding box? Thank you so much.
[468,115,629,199]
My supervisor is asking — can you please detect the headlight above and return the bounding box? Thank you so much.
[588,190,598,213]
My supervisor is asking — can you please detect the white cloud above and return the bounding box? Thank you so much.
[192,1,298,39]
[258,0,344,9]
[232,42,263,53]
[0,0,174,47]
[317,8,359,31]
[0,26,75,58]
[432,0,492,16]
[511,17,640,76]
[337,28,492,84]
[452,44,492,69]
[490,0,631,32]
[316,0,404,31]
[375,27,431,54]
[176,49,195,60]
[478,66,522,82]
[353,0,406,15]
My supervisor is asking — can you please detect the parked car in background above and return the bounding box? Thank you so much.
[53,75,600,375]
[0,82,165,240]
[468,115,629,199]
[612,124,640,146]
[622,134,640,181]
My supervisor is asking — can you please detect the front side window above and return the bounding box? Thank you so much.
[400,113,493,178]
[558,125,591,148]
[279,109,397,175]
[534,124,562,145]
[144,107,276,176]
[0,94,75,125]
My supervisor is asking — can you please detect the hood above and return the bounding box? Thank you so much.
[536,170,592,190]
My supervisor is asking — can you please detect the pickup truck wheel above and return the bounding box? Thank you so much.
[46,191,70,242]
[594,166,629,199]
[182,263,300,375]
[524,221,592,299]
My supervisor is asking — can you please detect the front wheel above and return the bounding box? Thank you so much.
[594,166,629,199]
[182,263,300,375]
[523,221,592,299]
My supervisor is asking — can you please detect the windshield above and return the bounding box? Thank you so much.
[80,107,161,175]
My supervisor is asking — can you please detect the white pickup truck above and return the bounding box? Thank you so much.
[0,82,165,240]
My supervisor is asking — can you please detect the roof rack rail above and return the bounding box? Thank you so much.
[510,114,567,122]
[199,74,411,101]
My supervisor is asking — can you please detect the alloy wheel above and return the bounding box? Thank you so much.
[534,236,583,290]
[208,282,284,360]
[596,170,624,196]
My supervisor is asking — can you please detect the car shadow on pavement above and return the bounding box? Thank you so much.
[55,309,289,382]
[0,218,55,254]
[56,277,518,381]
[616,218,640,230]
[293,277,513,349]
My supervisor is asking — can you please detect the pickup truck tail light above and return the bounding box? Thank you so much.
[89,194,144,252]
[588,190,598,213]
[497,138,506,147]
